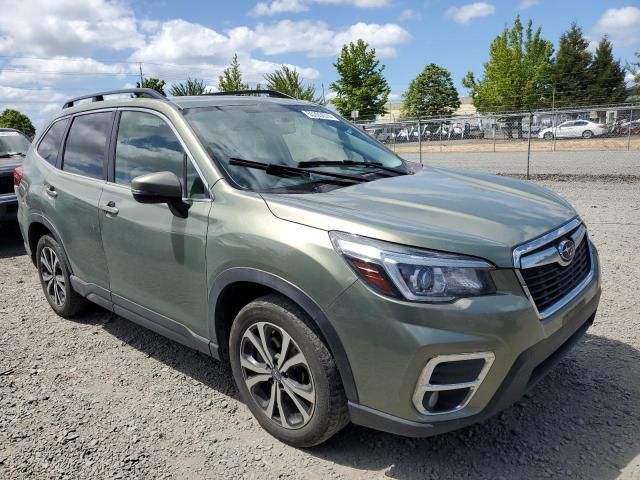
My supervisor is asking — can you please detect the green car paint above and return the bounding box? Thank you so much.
[17,93,601,438]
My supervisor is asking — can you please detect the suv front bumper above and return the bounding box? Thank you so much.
[325,246,601,436]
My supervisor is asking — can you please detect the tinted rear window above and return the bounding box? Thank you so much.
[37,119,69,166]
[62,112,112,179]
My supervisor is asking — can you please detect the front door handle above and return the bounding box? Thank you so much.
[45,184,57,198]
[101,201,119,216]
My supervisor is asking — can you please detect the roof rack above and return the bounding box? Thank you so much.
[205,89,294,99]
[62,88,166,109]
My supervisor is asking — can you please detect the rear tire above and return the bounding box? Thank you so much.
[36,235,88,318]
[229,293,349,447]
[582,130,593,139]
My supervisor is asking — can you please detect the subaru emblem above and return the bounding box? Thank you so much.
[557,239,576,263]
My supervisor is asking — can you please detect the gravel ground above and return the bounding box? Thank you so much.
[1,178,639,480]
[402,150,640,177]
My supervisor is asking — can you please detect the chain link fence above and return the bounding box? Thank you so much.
[360,103,640,178]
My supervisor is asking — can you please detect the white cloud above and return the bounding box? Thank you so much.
[625,71,636,86]
[446,2,496,24]
[519,0,539,9]
[398,8,414,21]
[593,7,640,48]
[0,0,144,56]
[0,86,67,129]
[131,19,410,62]
[0,57,132,85]
[252,0,308,16]
[314,0,391,6]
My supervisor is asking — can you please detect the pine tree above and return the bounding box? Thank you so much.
[588,36,627,105]
[169,78,207,96]
[401,64,460,118]
[264,66,318,102]
[552,23,591,107]
[218,54,249,92]
[330,40,390,121]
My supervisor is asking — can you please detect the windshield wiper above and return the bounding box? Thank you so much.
[297,159,406,176]
[0,152,25,158]
[229,158,370,183]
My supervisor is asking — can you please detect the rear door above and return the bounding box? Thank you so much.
[99,109,211,336]
[45,111,113,289]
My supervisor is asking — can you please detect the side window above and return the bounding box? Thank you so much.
[62,112,112,179]
[115,111,207,199]
[115,111,183,187]
[37,119,69,166]
[575,121,588,126]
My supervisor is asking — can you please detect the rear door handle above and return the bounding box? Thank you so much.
[45,184,57,198]
[101,201,119,216]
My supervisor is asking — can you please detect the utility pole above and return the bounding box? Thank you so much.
[139,63,144,87]
[551,86,557,153]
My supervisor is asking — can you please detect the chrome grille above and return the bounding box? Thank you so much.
[520,238,591,313]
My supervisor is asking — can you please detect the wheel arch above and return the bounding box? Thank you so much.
[209,268,359,402]
[27,213,73,274]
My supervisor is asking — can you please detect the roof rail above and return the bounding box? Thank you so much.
[62,88,166,109]
[205,89,294,99]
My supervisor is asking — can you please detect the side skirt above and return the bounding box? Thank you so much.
[70,275,219,359]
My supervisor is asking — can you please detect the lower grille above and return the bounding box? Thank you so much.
[0,174,13,195]
[521,238,591,313]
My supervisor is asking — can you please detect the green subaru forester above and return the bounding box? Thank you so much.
[16,89,601,447]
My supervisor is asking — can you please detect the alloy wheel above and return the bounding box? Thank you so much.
[40,246,66,307]
[239,321,316,429]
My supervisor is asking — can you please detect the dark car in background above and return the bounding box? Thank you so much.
[0,128,31,222]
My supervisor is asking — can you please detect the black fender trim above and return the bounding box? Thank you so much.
[209,267,359,402]
[27,212,74,274]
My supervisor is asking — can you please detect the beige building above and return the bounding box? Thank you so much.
[376,96,476,122]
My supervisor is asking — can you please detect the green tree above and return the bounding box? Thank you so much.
[0,109,35,137]
[628,50,640,98]
[136,77,167,95]
[330,39,390,120]
[264,65,318,102]
[588,36,627,105]
[462,16,554,137]
[169,78,207,96]
[401,64,460,118]
[218,54,249,92]
[552,23,591,107]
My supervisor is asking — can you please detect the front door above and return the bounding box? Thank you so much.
[99,110,212,337]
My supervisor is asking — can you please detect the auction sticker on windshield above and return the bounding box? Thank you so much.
[301,110,339,121]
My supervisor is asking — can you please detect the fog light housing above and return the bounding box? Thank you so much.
[412,352,495,415]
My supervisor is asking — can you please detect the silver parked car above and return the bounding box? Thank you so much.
[538,120,608,140]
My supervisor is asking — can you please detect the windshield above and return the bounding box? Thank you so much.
[0,131,30,156]
[183,103,407,193]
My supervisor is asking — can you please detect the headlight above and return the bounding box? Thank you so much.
[330,231,496,302]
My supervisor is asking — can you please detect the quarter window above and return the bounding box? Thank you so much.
[62,112,112,179]
[37,119,69,166]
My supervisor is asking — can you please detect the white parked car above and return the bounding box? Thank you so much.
[538,120,608,140]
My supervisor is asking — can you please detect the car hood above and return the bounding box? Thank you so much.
[261,167,577,268]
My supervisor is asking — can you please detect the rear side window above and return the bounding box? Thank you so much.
[62,112,112,179]
[37,119,69,166]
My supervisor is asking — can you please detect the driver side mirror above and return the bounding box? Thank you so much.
[131,171,189,218]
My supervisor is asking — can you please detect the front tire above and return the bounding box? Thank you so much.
[543,132,554,140]
[36,235,88,317]
[229,294,349,447]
